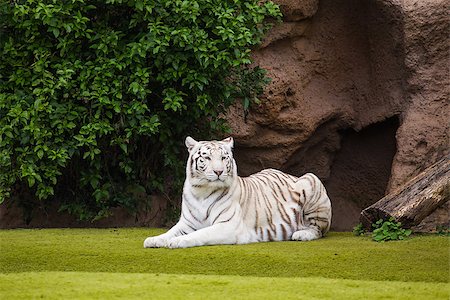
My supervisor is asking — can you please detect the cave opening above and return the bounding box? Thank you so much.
[327,116,399,231]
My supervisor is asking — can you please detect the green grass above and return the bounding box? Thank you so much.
[1,229,449,299]
[1,272,448,300]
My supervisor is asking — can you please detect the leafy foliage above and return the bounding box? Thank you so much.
[371,218,412,242]
[352,223,366,236]
[0,0,281,221]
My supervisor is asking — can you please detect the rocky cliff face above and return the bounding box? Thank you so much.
[229,0,449,230]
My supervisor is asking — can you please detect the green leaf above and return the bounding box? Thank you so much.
[52,27,60,38]
[119,143,128,154]
[135,0,144,11]
[28,177,35,187]
[37,149,44,159]
[243,97,250,110]
[90,177,99,189]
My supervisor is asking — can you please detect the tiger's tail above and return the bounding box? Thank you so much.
[291,173,332,241]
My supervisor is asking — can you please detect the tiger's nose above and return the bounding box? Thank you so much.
[214,170,223,176]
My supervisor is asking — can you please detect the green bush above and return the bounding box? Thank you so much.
[0,0,281,221]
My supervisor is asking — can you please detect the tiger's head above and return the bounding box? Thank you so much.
[185,136,237,188]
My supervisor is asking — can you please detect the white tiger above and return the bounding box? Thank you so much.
[144,137,332,249]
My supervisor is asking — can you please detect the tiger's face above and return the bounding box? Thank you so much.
[185,136,236,188]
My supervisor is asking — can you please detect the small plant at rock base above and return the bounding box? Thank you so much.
[352,223,366,236]
[435,225,450,236]
[371,217,412,242]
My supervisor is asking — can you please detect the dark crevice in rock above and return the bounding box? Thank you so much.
[326,116,400,230]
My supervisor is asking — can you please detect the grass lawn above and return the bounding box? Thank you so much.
[0,228,448,299]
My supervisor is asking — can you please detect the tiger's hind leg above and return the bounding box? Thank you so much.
[291,173,332,242]
[291,225,322,241]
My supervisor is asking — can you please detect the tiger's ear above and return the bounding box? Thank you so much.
[185,136,198,152]
[221,137,234,150]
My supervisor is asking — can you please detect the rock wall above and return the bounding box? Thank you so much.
[229,0,449,230]
[388,0,449,191]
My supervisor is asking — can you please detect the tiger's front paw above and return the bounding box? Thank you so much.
[167,236,195,249]
[143,236,168,248]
